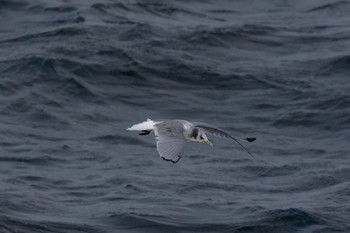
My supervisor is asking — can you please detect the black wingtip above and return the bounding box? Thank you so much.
[161,157,181,164]
[245,137,256,143]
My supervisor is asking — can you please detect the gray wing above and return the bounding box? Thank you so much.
[192,122,236,139]
[192,122,256,159]
[154,121,186,163]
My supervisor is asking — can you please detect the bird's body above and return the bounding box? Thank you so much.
[127,118,256,163]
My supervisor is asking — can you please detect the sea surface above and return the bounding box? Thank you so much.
[0,0,350,232]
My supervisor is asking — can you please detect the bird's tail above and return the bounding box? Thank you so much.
[127,118,155,131]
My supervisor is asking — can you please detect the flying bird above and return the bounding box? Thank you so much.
[127,118,256,163]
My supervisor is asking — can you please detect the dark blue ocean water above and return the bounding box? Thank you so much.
[1,0,350,232]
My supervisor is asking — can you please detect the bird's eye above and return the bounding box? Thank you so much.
[200,136,204,140]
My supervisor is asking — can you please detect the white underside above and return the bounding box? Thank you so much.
[127,118,156,131]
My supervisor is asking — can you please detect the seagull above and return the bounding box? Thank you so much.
[127,118,256,163]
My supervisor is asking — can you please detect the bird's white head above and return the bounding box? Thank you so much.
[191,128,213,147]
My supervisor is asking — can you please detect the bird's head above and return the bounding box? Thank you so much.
[197,131,213,147]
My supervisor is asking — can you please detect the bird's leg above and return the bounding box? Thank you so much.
[139,130,151,136]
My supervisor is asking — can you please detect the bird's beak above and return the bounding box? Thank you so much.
[204,140,213,147]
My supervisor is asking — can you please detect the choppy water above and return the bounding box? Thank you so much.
[1,0,350,232]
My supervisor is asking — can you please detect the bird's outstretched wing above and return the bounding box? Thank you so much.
[154,121,186,163]
[192,122,256,159]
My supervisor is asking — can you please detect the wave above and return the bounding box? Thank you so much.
[318,55,350,76]
[0,216,103,233]
[107,212,232,233]
[178,24,281,48]
[91,1,208,21]
[0,155,66,165]
[107,208,329,233]
[0,0,27,9]
[1,26,87,44]
[258,208,325,230]
[306,1,350,13]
